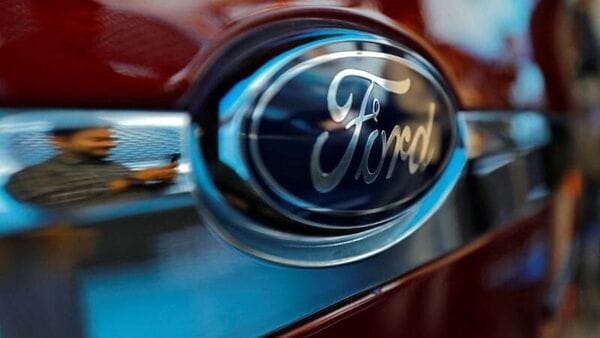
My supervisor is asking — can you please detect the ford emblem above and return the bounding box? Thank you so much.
[194,29,460,230]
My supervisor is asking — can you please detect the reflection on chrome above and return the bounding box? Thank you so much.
[461,111,551,159]
[459,110,554,227]
[0,110,192,231]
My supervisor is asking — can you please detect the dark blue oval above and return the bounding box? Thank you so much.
[219,34,457,228]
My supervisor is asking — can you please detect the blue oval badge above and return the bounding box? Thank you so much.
[210,32,458,229]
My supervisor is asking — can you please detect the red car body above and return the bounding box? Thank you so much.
[0,1,580,337]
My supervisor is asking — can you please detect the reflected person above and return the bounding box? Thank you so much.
[6,124,177,207]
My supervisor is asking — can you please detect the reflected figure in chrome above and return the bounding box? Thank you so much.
[6,123,177,207]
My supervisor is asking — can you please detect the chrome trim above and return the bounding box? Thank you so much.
[0,108,564,337]
[0,109,193,234]
[193,141,467,267]
[461,111,551,159]
[187,29,464,266]
[459,111,554,227]
[0,109,557,260]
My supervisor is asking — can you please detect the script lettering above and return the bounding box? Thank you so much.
[310,69,436,193]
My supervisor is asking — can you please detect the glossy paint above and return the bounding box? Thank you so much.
[278,171,581,338]
[279,206,553,338]
[0,0,572,111]
[0,0,577,337]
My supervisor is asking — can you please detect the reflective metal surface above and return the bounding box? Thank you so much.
[0,107,563,337]
[461,111,555,227]
[0,110,193,234]
[462,111,551,159]
[0,1,576,337]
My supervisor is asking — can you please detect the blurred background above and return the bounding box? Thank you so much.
[562,0,600,337]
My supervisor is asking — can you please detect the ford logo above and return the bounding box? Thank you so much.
[203,32,458,229]
[191,27,466,264]
[310,69,433,192]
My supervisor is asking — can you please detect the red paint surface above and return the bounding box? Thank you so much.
[279,206,554,338]
[0,0,573,110]
[0,1,576,337]
[0,0,199,107]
